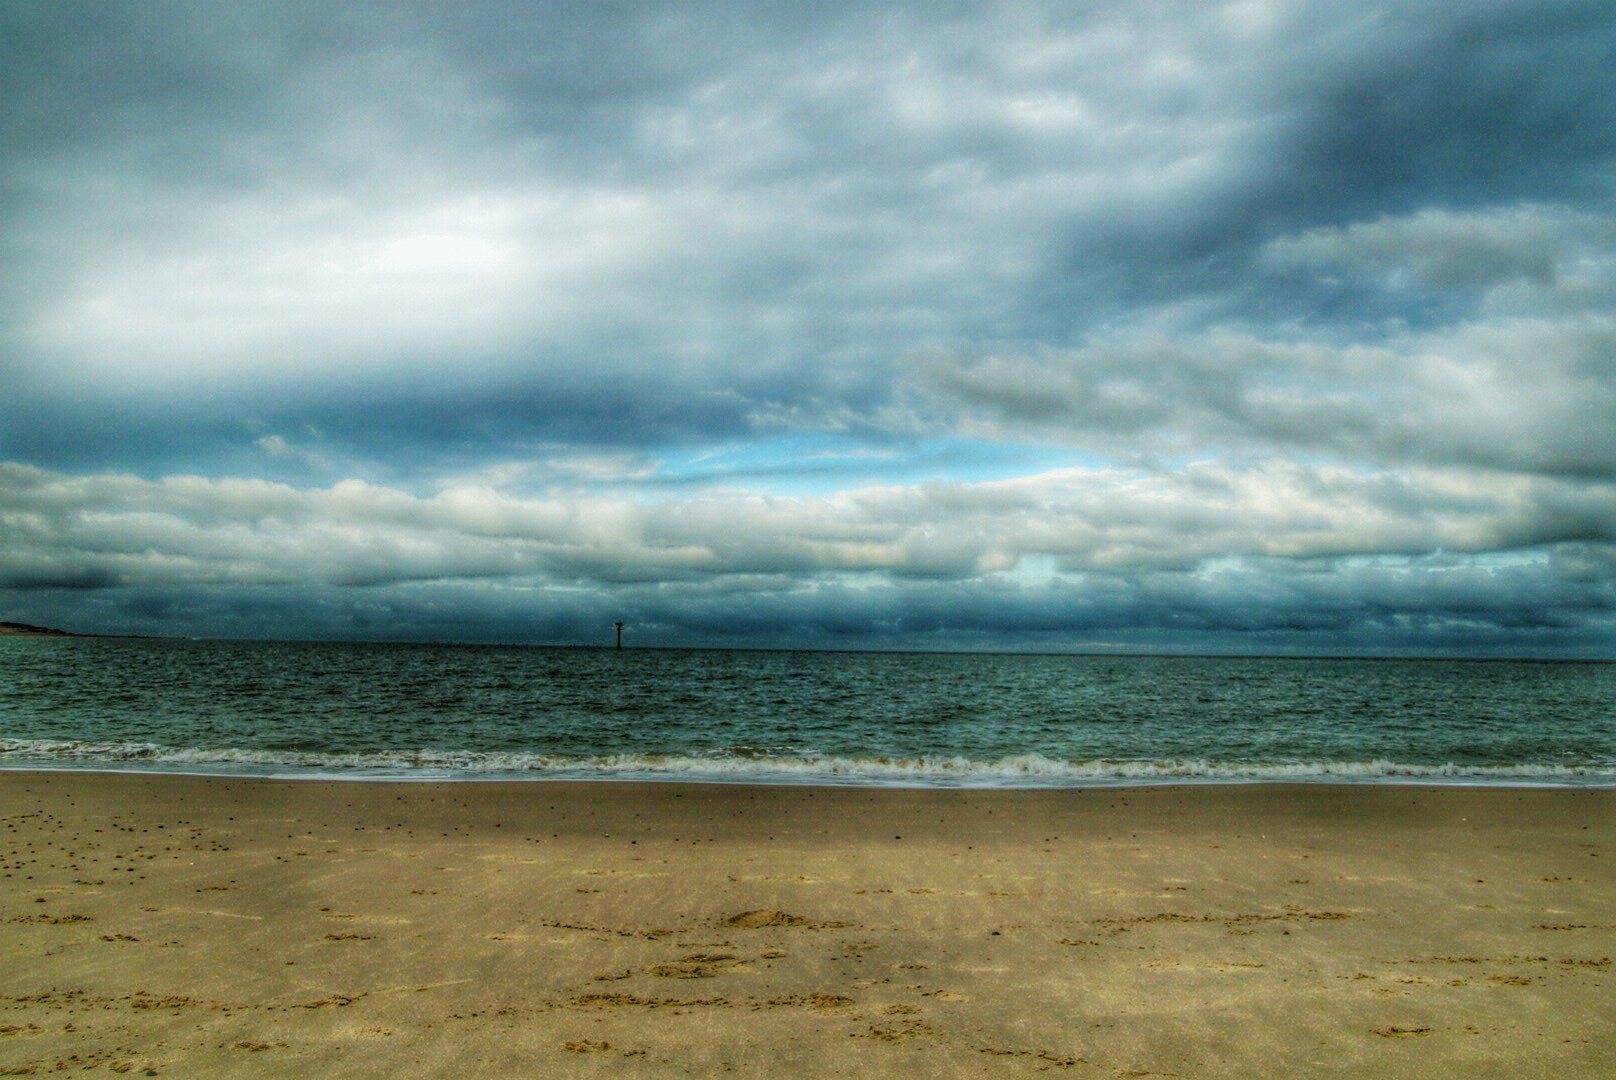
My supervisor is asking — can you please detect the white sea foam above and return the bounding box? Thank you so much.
[2,739,1612,787]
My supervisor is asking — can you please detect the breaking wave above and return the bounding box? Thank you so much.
[2,739,1612,787]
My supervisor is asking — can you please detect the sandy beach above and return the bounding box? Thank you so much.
[0,773,1610,1077]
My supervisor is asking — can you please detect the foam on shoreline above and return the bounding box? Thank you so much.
[4,737,1612,786]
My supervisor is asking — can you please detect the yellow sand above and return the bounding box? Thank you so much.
[1,773,1611,1077]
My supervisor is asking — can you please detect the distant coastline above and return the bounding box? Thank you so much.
[0,621,75,637]
[0,622,1610,661]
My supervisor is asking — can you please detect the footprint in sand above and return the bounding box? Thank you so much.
[764,993,854,1010]
[646,953,747,978]
[561,1039,613,1053]
[725,909,851,929]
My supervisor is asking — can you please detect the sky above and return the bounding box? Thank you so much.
[2,0,1614,655]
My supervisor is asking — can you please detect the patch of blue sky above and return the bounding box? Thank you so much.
[997,554,1068,587]
[649,433,1105,497]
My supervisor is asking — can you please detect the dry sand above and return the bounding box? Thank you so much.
[1,773,1610,1078]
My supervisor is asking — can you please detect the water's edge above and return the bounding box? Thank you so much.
[3,746,1612,789]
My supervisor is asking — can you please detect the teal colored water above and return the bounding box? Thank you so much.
[2,637,1613,786]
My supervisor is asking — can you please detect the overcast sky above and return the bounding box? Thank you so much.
[3,0,1614,655]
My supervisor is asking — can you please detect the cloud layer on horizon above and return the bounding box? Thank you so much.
[2,1,1614,654]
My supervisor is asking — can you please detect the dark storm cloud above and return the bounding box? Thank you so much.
[2,1,1614,653]
[1292,4,1616,210]
[1029,2,1616,336]
[6,554,1612,657]
[7,2,1611,437]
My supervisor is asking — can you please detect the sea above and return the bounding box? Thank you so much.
[2,636,1613,787]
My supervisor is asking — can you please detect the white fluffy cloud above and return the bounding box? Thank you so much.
[909,205,1616,477]
[1264,205,1616,291]
[4,460,1611,589]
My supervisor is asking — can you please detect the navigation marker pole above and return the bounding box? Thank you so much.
[615,621,625,651]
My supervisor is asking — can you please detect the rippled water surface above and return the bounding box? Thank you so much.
[2,637,1613,785]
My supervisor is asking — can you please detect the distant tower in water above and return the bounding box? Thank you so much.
[615,621,625,650]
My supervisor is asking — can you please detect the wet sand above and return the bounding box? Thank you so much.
[1,773,1611,1077]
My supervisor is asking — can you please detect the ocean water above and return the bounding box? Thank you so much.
[2,636,1613,787]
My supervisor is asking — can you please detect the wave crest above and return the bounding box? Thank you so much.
[2,739,1612,787]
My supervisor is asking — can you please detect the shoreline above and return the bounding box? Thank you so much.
[4,762,1614,789]
[2,772,1611,1077]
